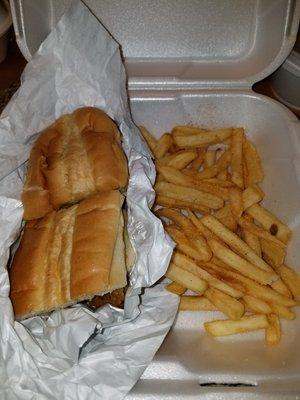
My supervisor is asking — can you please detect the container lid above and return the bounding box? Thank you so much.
[10,0,300,89]
[283,50,300,77]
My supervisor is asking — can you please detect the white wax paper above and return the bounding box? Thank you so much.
[0,1,178,398]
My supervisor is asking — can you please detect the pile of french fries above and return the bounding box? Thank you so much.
[140,125,300,345]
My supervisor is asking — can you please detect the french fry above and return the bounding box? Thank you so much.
[172,127,233,148]
[211,256,231,270]
[139,126,157,152]
[179,296,217,311]
[201,215,273,272]
[155,195,210,214]
[242,295,272,314]
[204,287,244,320]
[201,178,234,188]
[277,265,300,300]
[190,148,206,170]
[166,263,207,294]
[246,204,292,244]
[271,278,292,298]
[159,210,212,261]
[204,315,268,337]
[231,128,244,189]
[243,137,264,186]
[241,228,262,257]
[153,133,173,158]
[214,204,237,231]
[173,252,243,298]
[269,302,295,320]
[204,150,216,168]
[238,215,287,248]
[242,185,264,210]
[156,150,198,169]
[188,211,221,242]
[217,169,228,181]
[168,143,181,154]
[260,239,285,269]
[158,166,229,200]
[266,314,281,345]
[201,262,296,307]
[184,150,231,180]
[166,281,186,295]
[155,182,224,210]
[208,238,277,285]
[229,187,243,219]
[166,225,209,262]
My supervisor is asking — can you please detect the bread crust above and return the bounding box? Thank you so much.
[22,107,128,220]
[10,192,125,320]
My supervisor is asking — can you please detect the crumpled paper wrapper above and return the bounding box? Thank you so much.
[0,1,178,398]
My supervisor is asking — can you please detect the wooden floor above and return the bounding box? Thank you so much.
[0,30,298,118]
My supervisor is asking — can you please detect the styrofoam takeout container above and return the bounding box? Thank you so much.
[270,49,300,110]
[9,0,300,398]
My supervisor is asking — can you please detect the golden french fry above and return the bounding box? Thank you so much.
[243,137,264,186]
[156,150,198,169]
[201,262,295,307]
[214,204,237,231]
[260,239,285,269]
[201,215,272,272]
[204,315,268,337]
[242,185,264,210]
[153,133,173,158]
[139,126,157,152]
[190,148,206,170]
[179,296,217,311]
[211,256,231,270]
[241,228,262,257]
[268,302,296,320]
[166,225,209,262]
[246,204,292,244]
[242,295,272,314]
[208,238,277,285]
[201,178,234,188]
[204,287,244,320]
[166,263,207,294]
[238,215,286,248]
[231,128,244,189]
[172,127,233,148]
[155,195,210,214]
[266,314,281,345]
[173,251,243,298]
[158,166,229,200]
[204,150,216,168]
[166,281,186,295]
[217,169,228,181]
[155,182,224,210]
[277,265,300,300]
[188,211,222,242]
[271,278,292,298]
[157,208,212,261]
[168,143,181,154]
[229,187,243,219]
[184,150,231,180]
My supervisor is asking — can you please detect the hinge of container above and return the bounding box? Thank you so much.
[127,78,253,92]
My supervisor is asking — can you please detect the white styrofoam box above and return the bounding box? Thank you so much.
[127,90,300,399]
[10,0,300,88]
[8,0,300,399]
[270,49,300,110]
